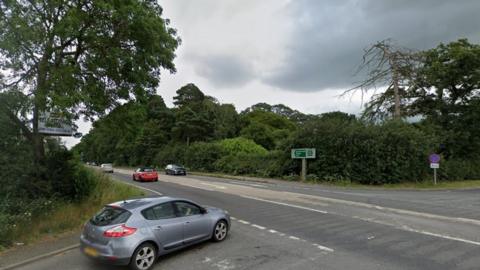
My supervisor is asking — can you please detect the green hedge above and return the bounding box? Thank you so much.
[281,119,437,184]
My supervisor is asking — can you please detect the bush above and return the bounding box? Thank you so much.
[218,137,268,156]
[441,159,480,180]
[281,118,436,184]
[154,144,187,167]
[73,165,98,200]
[184,142,223,171]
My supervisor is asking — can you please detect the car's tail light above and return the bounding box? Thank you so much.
[103,224,137,238]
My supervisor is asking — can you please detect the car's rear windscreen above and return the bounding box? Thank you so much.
[90,206,131,226]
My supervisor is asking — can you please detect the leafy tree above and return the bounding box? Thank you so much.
[173,83,205,108]
[240,110,296,149]
[171,84,216,144]
[212,104,240,139]
[240,121,276,150]
[409,39,480,122]
[172,106,213,145]
[242,103,311,123]
[0,0,179,166]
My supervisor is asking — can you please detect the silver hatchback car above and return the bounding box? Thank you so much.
[80,197,230,270]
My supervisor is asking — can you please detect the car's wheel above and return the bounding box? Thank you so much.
[212,220,228,242]
[132,175,135,181]
[129,242,157,270]
[154,177,158,182]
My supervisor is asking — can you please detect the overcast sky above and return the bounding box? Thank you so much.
[65,0,480,147]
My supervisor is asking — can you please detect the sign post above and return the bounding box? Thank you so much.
[429,154,440,185]
[291,148,316,181]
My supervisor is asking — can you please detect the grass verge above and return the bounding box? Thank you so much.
[1,169,144,252]
[190,171,480,190]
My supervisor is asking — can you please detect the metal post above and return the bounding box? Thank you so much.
[433,168,437,185]
[301,158,307,181]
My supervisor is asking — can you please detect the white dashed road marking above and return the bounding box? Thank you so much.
[232,216,334,253]
[238,220,250,225]
[241,195,328,214]
[252,224,266,230]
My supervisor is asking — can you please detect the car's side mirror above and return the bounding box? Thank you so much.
[200,207,207,214]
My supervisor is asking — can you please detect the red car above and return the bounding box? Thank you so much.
[132,167,158,182]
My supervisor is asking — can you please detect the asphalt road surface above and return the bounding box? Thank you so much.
[18,169,480,270]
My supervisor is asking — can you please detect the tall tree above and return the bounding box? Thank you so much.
[345,40,420,120]
[173,83,205,108]
[0,0,179,167]
[408,39,480,122]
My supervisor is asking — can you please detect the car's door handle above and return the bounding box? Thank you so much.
[185,221,190,224]
[154,225,162,230]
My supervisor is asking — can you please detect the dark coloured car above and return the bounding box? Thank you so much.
[165,164,186,176]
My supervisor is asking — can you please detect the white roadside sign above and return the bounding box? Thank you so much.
[38,112,73,136]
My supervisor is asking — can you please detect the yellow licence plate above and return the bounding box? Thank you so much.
[84,247,99,257]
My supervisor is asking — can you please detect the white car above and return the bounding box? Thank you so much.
[100,163,114,173]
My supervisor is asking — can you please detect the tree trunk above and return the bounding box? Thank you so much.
[390,55,401,119]
[32,105,46,165]
[32,40,53,168]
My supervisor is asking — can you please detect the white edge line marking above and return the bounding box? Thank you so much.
[289,236,300,240]
[268,229,278,233]
[241,195,328,214]
[252,224,266,230]
[200,182,227,189]
[115,180,163,196]
[402,226,480,247]
[238,220,250,225]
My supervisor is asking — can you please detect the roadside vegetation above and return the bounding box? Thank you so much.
[74,39,480,186]
[0,145,144,251]
[0,1,175,251]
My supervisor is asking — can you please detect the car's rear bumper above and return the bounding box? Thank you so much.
[80,235,130,266]
[139,176,158,181]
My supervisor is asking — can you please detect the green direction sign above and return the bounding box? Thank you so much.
[291,148,316,159]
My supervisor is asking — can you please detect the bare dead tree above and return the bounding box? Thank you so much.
[343,39,421,119]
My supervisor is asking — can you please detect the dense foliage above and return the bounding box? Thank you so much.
[0,94,101,249]
[75,40,480,183]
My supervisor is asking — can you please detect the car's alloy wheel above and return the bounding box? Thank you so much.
[212,220,228,242]
[130,243,156,270]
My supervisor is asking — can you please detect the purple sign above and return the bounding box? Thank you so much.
[429,154,440,163]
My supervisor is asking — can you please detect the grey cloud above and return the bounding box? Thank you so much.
[264,0,480,92]
[190,54,255,88]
